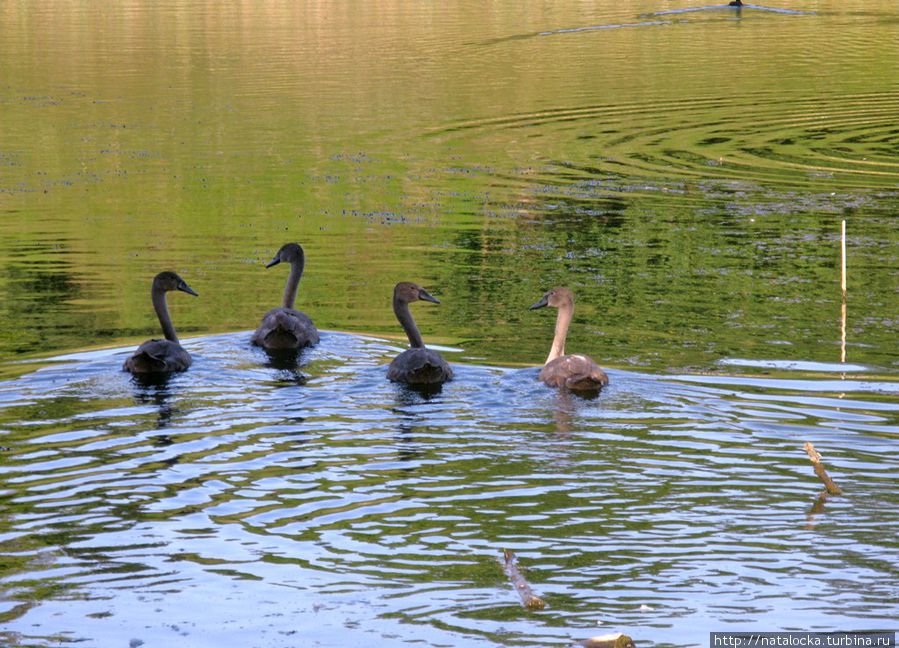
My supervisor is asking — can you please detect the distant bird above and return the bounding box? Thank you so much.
[728,0,743,6]
[251,243,320,350]
[529,287,609,392]
[387,282,453,386]
[124,271,198,374]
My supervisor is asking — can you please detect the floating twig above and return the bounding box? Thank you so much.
[804,442,843,495]
[576,633,637,648]
[501,549,546,610]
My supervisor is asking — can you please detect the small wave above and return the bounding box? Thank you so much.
[1,331,897,646]
[640,3,815,18]
[427,91,899,195]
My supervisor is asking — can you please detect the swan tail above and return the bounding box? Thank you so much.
[124,351,169,374]
[565,375,608,392]
[252,310,319,350]
[388,350,453,385]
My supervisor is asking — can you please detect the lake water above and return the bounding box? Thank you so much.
[1,1,898,646]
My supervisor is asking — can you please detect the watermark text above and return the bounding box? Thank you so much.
[711,633,895,648]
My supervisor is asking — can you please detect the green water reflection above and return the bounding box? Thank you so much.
[1,0,898,373]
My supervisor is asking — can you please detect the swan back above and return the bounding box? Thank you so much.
[539,354,608,392]
[124,339,193,373]
[388,347,453,384]
[252,307,319,349]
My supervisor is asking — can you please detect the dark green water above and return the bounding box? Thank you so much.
[1,2,897,646]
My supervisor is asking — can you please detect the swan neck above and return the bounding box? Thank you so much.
[546,302,572,364]
[394,297,425,348]
[282,257,304,310]
[152,286,179,343]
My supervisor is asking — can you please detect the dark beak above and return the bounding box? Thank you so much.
[178,282,199,297]
[265,255,281,269]
[528,295,548,310]
[418,288,440,304]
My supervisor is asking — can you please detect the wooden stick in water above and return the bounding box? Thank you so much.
[501,549,546,610]
[577,633,637,648]
[804,442,843,495]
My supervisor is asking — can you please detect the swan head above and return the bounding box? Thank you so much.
[529,287,573,310]
[153,271,198,296]
[266,243,305,268]
[394,281,440,305]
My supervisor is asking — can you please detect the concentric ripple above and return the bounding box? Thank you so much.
[1,332,897,647]
[428,91,899,195]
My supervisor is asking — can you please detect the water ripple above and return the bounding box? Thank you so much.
[1,331,897,646]
[428,91,899,200]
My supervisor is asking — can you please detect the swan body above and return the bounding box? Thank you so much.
[253,307,318,350]
[529,287,608,392]
[387,282,452,385]
[125,339,193,374]
[539,354,608,391]
[124,271,198,374]
[388,347,452,385]
[251,243,319,350]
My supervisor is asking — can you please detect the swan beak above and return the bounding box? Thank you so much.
[178,282,199,297]
[528,295,548,310]
[418,288,440,304]
[265,255,281,269]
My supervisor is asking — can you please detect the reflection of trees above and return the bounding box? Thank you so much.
[429,178,896,371]
[0,245,82,357]
[2,0,899,378]
[0,382,178,629]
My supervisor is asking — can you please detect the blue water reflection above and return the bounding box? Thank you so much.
[1,331,896,647]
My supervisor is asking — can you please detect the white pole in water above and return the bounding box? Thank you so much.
[840,220,847,297]
[840,220,846,364]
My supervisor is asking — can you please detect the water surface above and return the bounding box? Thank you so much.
[1,1,898,646]
[1,333,897,647]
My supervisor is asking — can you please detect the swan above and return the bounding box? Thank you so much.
[529,287,608,392]
[124,271,198,374]
[251,243,320,350]
[386,282,453,385]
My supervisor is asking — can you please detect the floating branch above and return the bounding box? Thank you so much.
[804,442,843,495]
[501,549,546,610]
[576,633,637,648]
